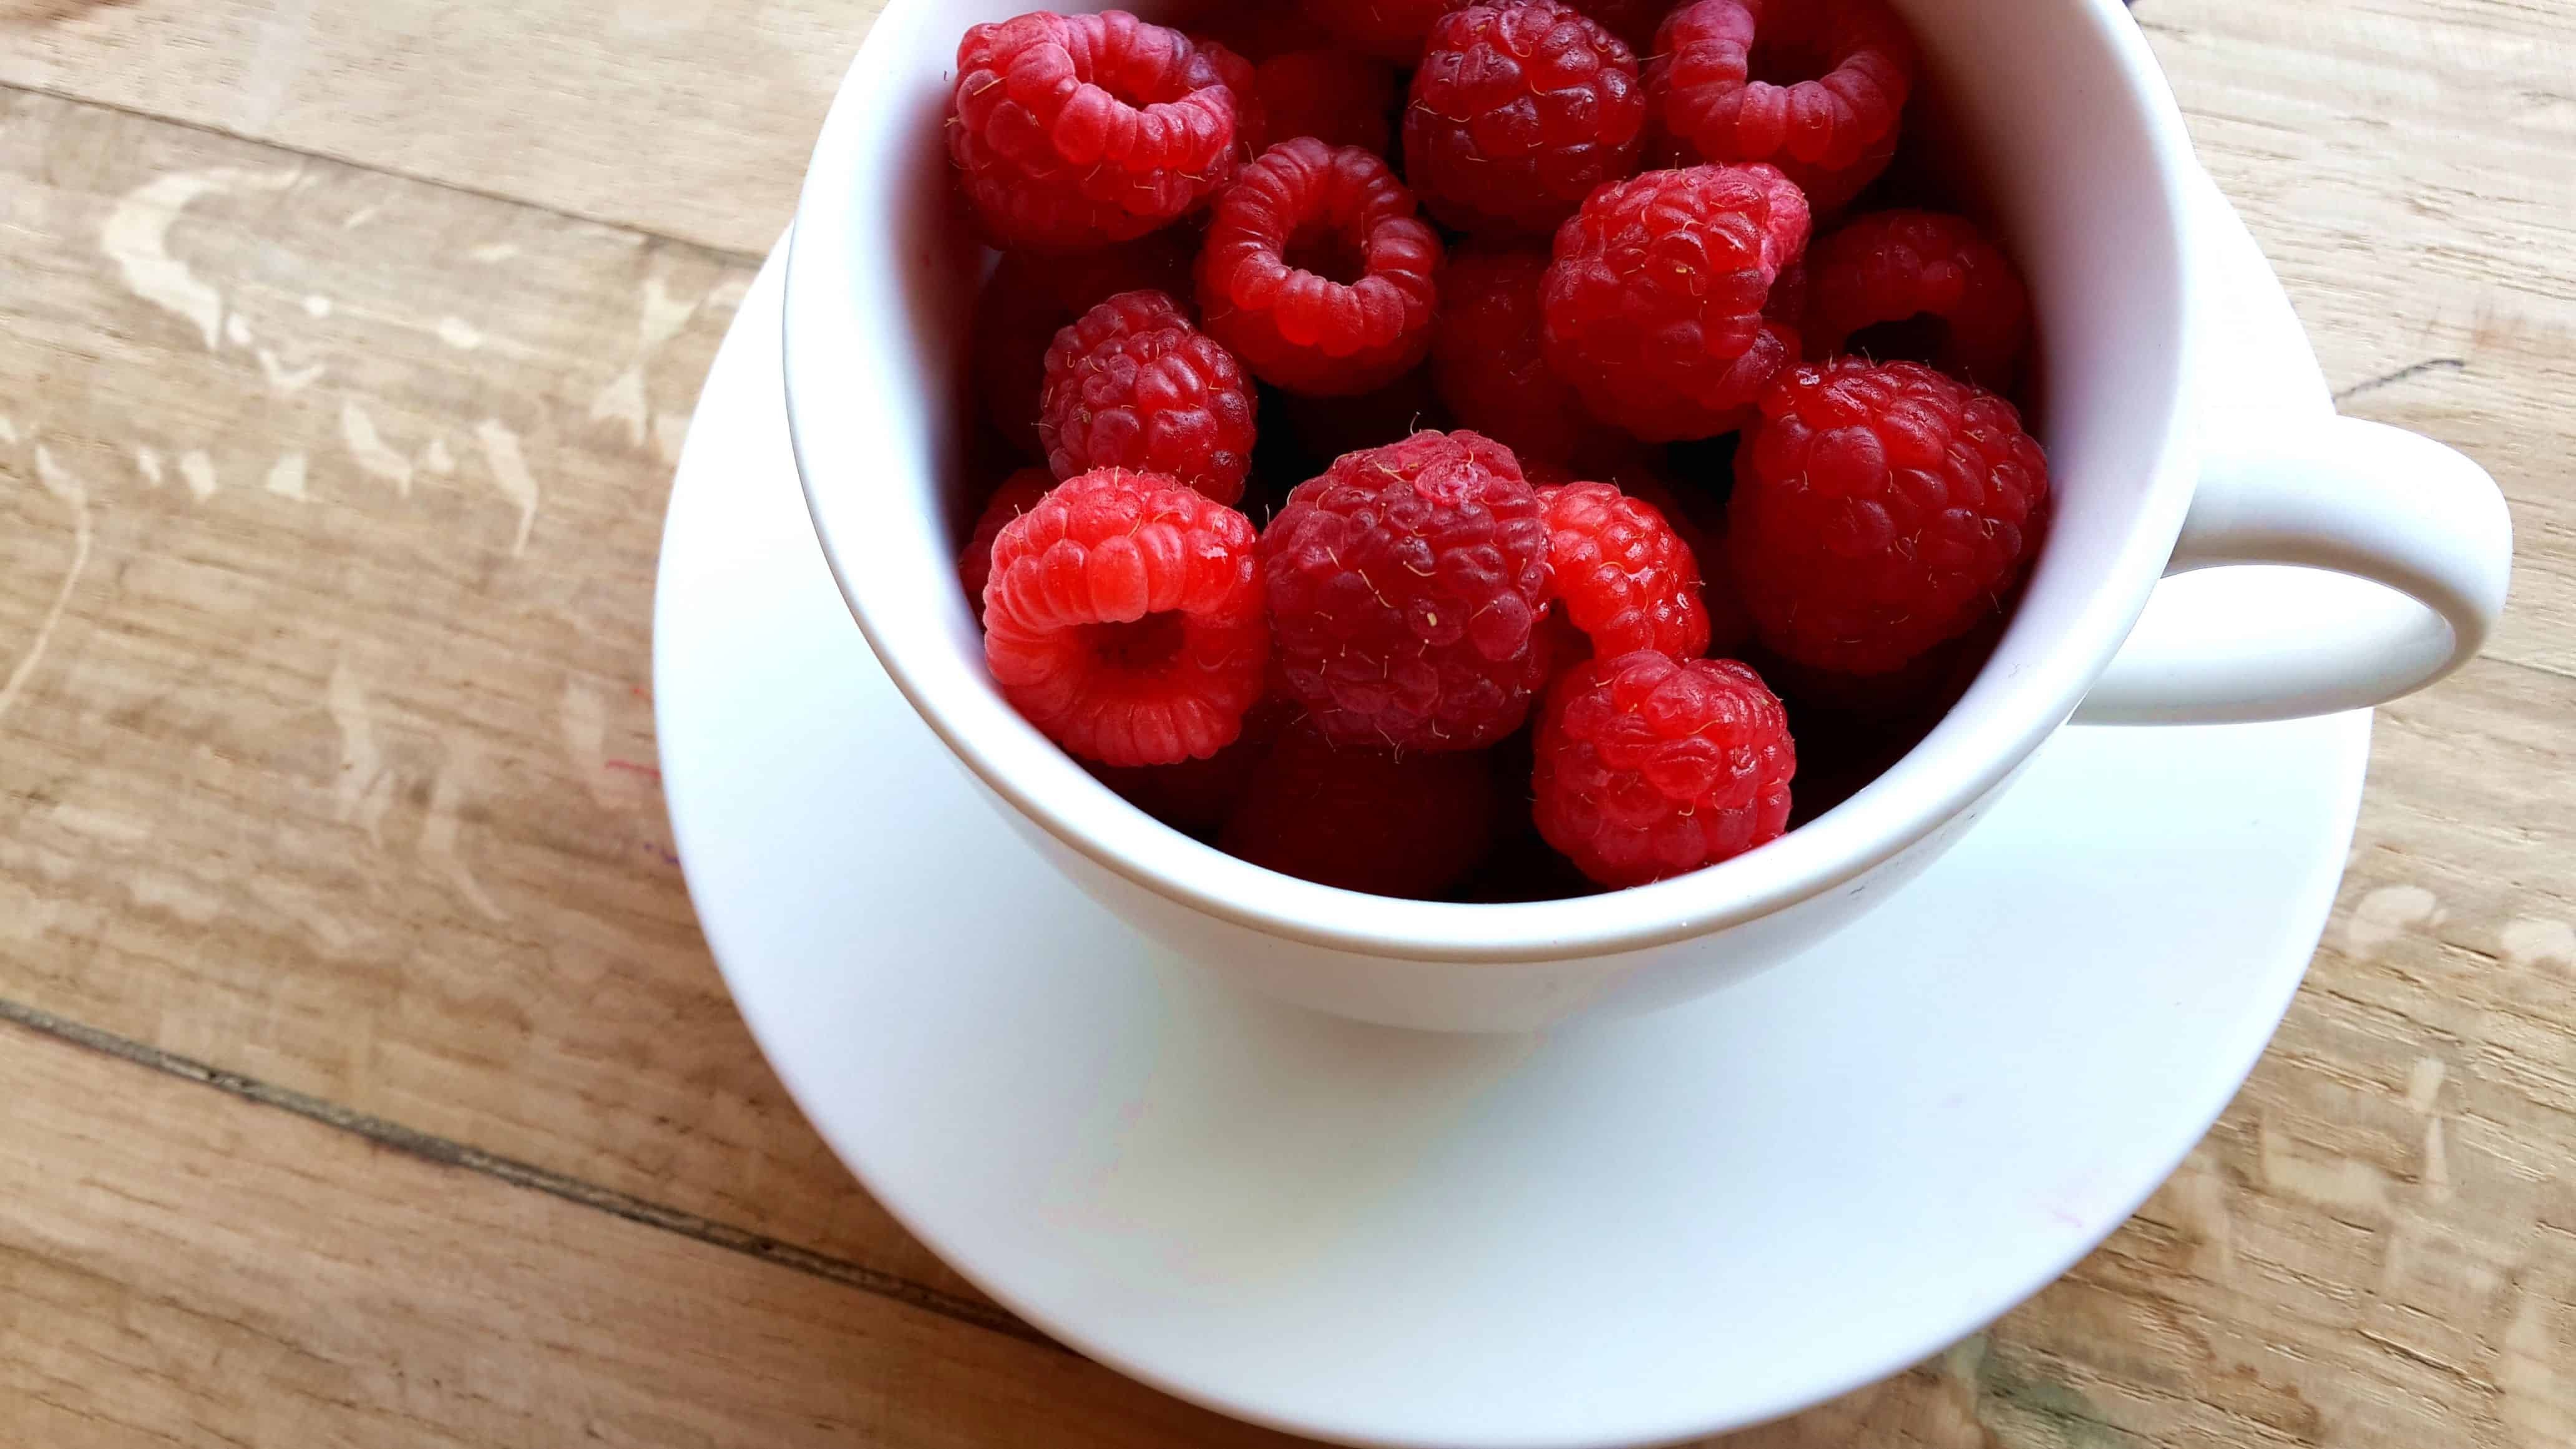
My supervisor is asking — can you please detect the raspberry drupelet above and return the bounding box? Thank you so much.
[1431,245,1599,466]
[1537,481,1712,663]
[1300,0,1464,62]
[1802,209,2032,391]
[1403,0,1647,240]
[1261,431,1553,751]
[1533,650,1795,887]
[950,11,1251,250]
[1198,138,1445,398]
[1646,0,1918,217]
[1220,719,1501,897]
[1541,163,1812,442]
[1728,358,2049,676]
[1038,290,1258,504]
[982,469,1270,767]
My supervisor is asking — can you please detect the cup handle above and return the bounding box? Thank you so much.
[2074,415,2514,724]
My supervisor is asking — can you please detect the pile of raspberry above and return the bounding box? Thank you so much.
[945,1,2049,900]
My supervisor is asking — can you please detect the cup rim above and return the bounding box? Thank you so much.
[782,0,2207,965]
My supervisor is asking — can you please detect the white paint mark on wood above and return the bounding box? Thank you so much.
[135,446,164,486]
[421,436,456,476]
[339,404,414,496]
[256,349,326,394]
[0,416,18,445]
[2501,917,2576,971]
[129,872,225,925]
[474,420,540,555]
[2346,884,2443,957]
[343,205,381,230]
[469,243,521,264]
[48,803,152,846]
[2406,1056,2447,1112]
[2,449,95,728]
[704,273,754,313]
[328,660,393,844]
[2256,1115,2392,1215]
[303,294,334,318]
[179,450,217,500]
[639,275,698,346]
[652,410,690,464]
[265,452,309,501]
[2502,1286,2575,1448]
[2422,1115,2451,1201]
[101,168,297,349]
[225,314,254,348]
[437,317,484,350]
[590,367,649,447]
[421,741,509,922]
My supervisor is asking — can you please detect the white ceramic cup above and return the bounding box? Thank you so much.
[782,0,2514,1032]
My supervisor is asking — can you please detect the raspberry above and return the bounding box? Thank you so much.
[1196,6,1336,62]
[1198,139,1444,397]
[1220,719,1501,897]
[1404,1,1647,239]
[1302,0,1462,62]
[1431,246,1598,465]
[1541,163,1812,441]
[1538,481,1712,661]
[972,232,1195,453]
[959,466,1057,615]
[1274,366,1453,466]
[1256,49,1398,153]
[1261,431,1552,750]
[1728,358,2049,675]
[1533,650,1795,887]
[1091,695,1294,833]
[982,469,1269,766]
[1802,210,2032,391]
[1039,290,1257,504]
[1646,0,1918,216]
[950,11,1249,250]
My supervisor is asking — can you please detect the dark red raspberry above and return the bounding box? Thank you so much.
[1195,6,1336,62]
[1729,358,2049,675]
[950,11,1249,250]
[1646,0,1918,216]
[1256,49,1399,153]
[1301,0,1463,62]
[1430,246,1598,466]
[1261,431,1552,750]
[1038,290,1257,504]
[1091,695,1294,834]
[1196,37,1269,159]
[1563,0,1677,52]
[1538,481,1712,662]
[959,466,1057,615]
[1541,163,1812,441]
[1199,139,1444,397]
[1404,1,1647,239]
[983,469,1269,766]
[1802,210,2032,391]
[972,232,1196,454]
[1220,720,1501,897]
[1533,650,1795,887]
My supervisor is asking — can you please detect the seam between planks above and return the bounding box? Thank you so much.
[0,997,1054,1351]
[0,77,769,269]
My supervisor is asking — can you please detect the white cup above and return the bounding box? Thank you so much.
[781,0,2514,1032]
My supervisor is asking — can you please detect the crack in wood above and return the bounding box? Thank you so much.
[2334,358,2469,403]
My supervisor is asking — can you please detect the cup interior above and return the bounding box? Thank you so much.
[782,0,2199,962]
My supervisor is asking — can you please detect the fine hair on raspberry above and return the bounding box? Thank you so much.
[1260,431,1553,751]
[1198,137,1444,397]
[982,468,1271,767]
[950,11,1250,250]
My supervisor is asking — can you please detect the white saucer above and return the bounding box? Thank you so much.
[655,182,2368,1448]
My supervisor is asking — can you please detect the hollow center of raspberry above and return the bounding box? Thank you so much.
[1748,33,1838,87]
[1846,314,1954,372]
[1085,611,1189,674]
[1283,223,1368,286]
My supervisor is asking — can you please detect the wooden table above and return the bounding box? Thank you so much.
[1,1,2569,1443]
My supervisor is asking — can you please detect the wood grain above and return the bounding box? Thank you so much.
[0,1017,1307,1448]
[0,0,2570,1443]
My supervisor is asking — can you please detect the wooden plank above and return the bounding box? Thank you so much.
[0,0,883,257]
[2142,0,2576,678]
[0,82,979,1309]
[0,1018,1312,1448]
